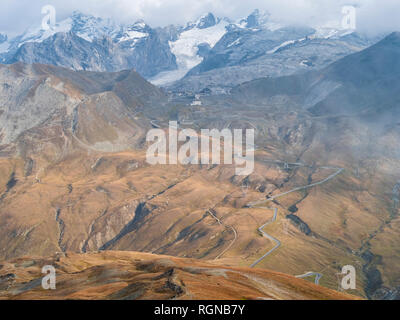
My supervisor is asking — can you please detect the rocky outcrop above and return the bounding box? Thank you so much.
[286,214,312,236]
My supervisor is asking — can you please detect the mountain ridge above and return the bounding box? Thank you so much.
[230,31,400,119]
[0,251,361,300]
[0,10,382,91]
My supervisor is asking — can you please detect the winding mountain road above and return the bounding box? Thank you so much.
[246,163,344,283]
[250,208,280,268]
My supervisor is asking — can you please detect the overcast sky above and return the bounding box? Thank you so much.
[1,0,399,36]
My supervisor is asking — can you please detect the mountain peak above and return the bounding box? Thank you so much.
[71,10,96,20]
[70,11,97,26]
[128,19,149,32]
[242,9,270,28]
[184,12,220,31]
[197,13,217,29]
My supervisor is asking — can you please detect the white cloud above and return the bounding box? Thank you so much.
[0,0,399,37]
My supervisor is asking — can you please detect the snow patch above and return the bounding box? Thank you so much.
[118,30,148,42]
[267,38,306,54]
[227,37,241,48]
[170,21,228,70]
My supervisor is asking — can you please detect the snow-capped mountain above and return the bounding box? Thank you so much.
[0,11,233,80]
[1,11,118,53]
[150,10,286,86]
[0,10,381,91]
[168,10,380,93]
[0,11,176,78]
[236,9,281,30]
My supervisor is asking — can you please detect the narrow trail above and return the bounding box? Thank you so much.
[246,162,344,284]
[207,209,238,260]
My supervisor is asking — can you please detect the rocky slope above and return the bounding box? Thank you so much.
[0,62,165,151]
[231,32,400,120]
